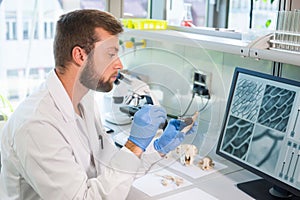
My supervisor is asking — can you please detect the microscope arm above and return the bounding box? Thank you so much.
[117,72,160,106]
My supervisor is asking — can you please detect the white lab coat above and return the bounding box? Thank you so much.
[0,70,160,200]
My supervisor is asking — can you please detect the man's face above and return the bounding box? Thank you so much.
[79,29,123,92]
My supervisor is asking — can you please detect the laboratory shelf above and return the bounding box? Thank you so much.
[123,29,249,56]
[249,48,300,66]
[123,28,300,67]
[248,33,300,66]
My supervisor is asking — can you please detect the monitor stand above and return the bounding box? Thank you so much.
[237,179,299,200]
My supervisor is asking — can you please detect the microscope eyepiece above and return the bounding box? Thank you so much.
[114,72,124,85]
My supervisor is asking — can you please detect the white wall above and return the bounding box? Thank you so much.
[118,34,300,155]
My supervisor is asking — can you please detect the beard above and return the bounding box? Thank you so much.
[79,53,113,92]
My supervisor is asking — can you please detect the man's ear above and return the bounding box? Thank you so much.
[72,46,86,66]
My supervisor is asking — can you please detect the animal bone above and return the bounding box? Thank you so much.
[161,179,168,186]
[180,112,199,134]
[198,156,215,170]
[174,177,184,186]
[156,174,184,187]
[175,144,198,166]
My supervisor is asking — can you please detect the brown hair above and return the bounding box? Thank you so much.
[53,9,123,73]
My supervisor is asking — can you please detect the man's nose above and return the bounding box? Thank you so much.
[114,57,123,70]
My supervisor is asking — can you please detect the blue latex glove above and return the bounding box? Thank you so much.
[128,105,167,151]
[153,119,198,155]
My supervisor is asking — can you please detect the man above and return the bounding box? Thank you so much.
[0,9,197,199]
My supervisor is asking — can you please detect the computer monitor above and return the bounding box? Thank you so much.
[216,67,300,199]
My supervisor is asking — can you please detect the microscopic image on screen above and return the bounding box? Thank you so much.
[231,78,264,122]
[221,115,254,160]
[258,85,296,132]
[247,125,284,174]
[217,68,300,198]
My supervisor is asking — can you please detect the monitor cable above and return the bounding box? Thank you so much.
[179,89,211,118]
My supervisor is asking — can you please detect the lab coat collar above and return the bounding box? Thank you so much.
[46,70,77,122]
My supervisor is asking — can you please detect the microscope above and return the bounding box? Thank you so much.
[106,70,198,147]
[104,70,159,125]
[114,71,160,113]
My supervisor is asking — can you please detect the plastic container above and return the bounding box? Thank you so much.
[121,18,167,30]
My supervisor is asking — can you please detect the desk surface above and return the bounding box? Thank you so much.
[126,157,260,200]
[99,98,260,200]
[102,115,260,200]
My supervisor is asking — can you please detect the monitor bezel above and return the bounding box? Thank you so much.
[216,67,300,197]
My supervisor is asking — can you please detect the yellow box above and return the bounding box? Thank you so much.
[121,18,167,30]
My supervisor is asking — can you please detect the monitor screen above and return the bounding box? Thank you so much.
[216,67,300,198]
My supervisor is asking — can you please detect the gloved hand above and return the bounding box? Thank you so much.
[153,119,198,155]
[128,105,167,151]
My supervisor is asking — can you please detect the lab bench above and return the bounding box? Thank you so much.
[103,108,298,200]
[126,165,260,200]
[103,119,259,200]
